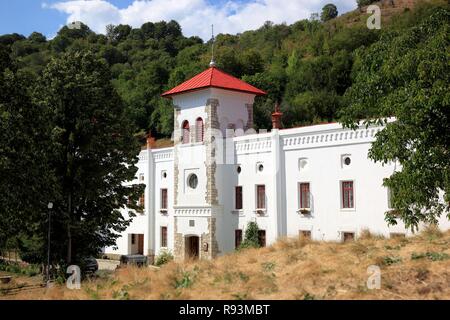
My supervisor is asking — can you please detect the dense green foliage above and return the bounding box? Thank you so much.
[155,250,174,266]
[357,0,378,8]
[0,50,145,266]
[1,3,445,136]
[339,7,450,230]
[321,4,339,22]
[0,46,54,261]
[239,222,261,249]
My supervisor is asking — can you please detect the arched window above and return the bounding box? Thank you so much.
[196,117,204,142]
[182,120,190,144]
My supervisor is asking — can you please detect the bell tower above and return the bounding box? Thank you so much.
[162,61,266,260]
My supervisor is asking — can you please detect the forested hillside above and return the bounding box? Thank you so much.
[0,0,447,140]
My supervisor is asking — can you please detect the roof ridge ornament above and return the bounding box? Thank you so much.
[209,24,216,68]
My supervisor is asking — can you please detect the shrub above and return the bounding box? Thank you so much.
[239,221,260,249]
[155,250,174,267]
[382,256,402,266]
[0,260,40,277]
[174,271,194,289]
[411,252,449,261]
[421,224,443,240]
[261,261,276,272]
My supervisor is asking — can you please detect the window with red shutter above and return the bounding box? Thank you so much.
[235,229,242,249]
[235,186,243,210]
[256,185,266,209]
[258,230,266,247]
[161,227,167,247]
[342,181,354,208]
[299,183,310,209]
[196,117,204,142]
[182,120,190,144]
[161,189,168,210]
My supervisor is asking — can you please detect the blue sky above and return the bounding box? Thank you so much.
[0,0,357,40]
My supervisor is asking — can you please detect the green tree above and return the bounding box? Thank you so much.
[339,8,450,230]
[0,46,53,258]
[34,51,145,264]
[357,0,377,9]
[239,221,260,249]
[321,4,338,22]
[106,24,132,44]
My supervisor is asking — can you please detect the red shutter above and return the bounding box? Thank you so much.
[196,118,204,142]
[161,189,168,209]
[235,229,242,249]
[342,181,354,208]
[161,227,167,247]
[258,230,266,247]
[257,185,265,209]
[300,183,310,209]
[235,186,243,210]
[182,121,190,144]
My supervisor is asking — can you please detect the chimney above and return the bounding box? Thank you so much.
[271,102,283,130]
[146,132,156,149]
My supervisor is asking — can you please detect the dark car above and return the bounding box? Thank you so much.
[120,254,148,267]
[75,257,99,275]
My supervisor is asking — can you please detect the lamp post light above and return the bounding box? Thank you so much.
[46,202,53,286]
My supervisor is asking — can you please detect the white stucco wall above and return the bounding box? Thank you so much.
[105,88,450,259]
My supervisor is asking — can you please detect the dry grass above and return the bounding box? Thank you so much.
[2,230,449,300]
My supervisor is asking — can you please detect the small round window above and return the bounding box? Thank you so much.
[237,166,242,174]
[258,164,264,172]
[162,171,167,179]
[188,174,198,189]
[344,157,351,166]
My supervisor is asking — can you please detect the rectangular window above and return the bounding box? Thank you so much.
[131,234,136,245]
[256,185,266,209]
[299,183,310,209]
[235,186,243,210]
[341,181,354,209]
[235,229,242,249]
[299,230,311,239]
[139,173,144,181]
[161,189,168,210]
[161,227,167,247]
[258,230,266,247]
[343,232,355,242]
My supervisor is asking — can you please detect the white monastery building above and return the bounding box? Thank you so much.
[105,64,450,261]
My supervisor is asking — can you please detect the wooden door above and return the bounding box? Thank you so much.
[138,234,144,254]
[188,236,199,259]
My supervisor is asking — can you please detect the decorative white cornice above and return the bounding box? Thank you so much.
[153,148,174,162]
[234,136,272,155]
[281,126,383,151]
[174,206,212,217]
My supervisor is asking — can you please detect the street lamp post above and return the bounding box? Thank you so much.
[46,202,53,286]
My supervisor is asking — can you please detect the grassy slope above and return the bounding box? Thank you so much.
[4,228,449,300]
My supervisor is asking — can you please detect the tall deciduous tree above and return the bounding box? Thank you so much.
[339,8,450,230]
[321,4,338,22]
[34,51,145,264]
[0,45,53,259]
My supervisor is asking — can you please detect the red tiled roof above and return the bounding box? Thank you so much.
[162,66,267,98]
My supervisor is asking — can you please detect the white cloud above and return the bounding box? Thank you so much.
[47,0,357,40]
